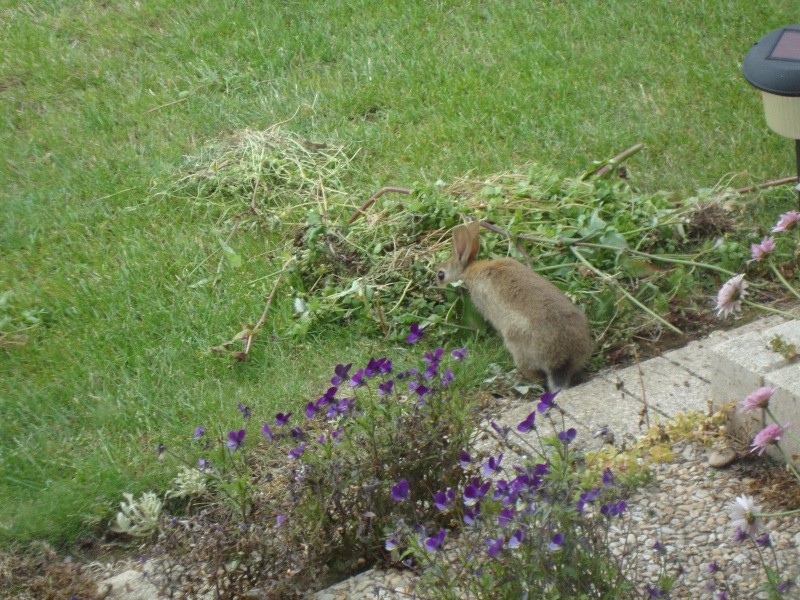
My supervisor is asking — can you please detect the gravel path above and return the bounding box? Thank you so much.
[315,439,800,599]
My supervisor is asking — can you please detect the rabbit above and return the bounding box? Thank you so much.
[436,221,591,390]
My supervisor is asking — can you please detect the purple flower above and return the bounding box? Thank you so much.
[490,421,510,440]
[508,529,524,549]
[378,357,393,374]
[193,426,206,440]
[424,529,446,552]
[600,499,627,517]
[391,479,409,502]
[275,412,292,426]
[237,403,251,419]
[576,487,601,514]
[385,535,398,551]
[226,428,246,451]
[653,541,664,554]
[290,426,304,440]
[463,504,481,525]
[463,479,491,507]
[602,467,614,486]
[348,368,366,388]
[537,389,559,413]
[646,586,667,598]
[557,428,577,444]
[406,322,427,344]
[497,507,514,526]
[486,536,504,558]
[274,514,285,528]
[441,368,454,387]
[364,357,382,378]
[424,347,444,364]
[775,581,793,594]
[750,422,790,455]
[262,422,275,441]
[772,210,800,232]
[741,387,775,413]
[548,532,565,552]
[423,363,438,380]
[330,363,352,386]
[288,442,306,459]
[434,488,455,511]
[305,401,317,419]
[481,453,504,477]
[517,411,536,433]
[750,236,776,262]
[197,458,210,471]
[715,592,729,600]
[451,347,467,361]
[377,380,394,396]
[756,532,771,547]
[458,450,472,468]
[413,383,431,400]
[732,526,748,543]
[706,560,719,573]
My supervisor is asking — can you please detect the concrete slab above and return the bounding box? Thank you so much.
[600,357,711,419]
[764,367,800,465]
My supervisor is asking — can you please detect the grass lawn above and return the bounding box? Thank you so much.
[1,0,797,546]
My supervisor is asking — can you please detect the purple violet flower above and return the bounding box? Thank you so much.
[486,536,504,558]
[481,453,504,477]
[385,535,398,551]
[463,504,481,525]
[707,560,719,573]
[424,529,446,552]
[463,479,491,507]
[377,380,394,396]
[391,479,409,502]
[330,363,352,386]
[226,429,246,451]
[451,347,467,361]
[261,422,274,440]
[732,526,748,543]
[275,412,292,426]
[537,390,559,413]
[497,507,514,526]
[517,411,536,433]
[348,368,366,388]
[508,529,524,549]
[755,532,771,547]
[290,426,304,440]
[602,467,614,486]
[434,488,455,511]
[441,368,454,387]
[237,403,251,419]
[458,450,472,468]
[305,401,317,419]
[193,426,206,440]
[548,533,565,552]
[557,428,577,445]
[424,348,444,364]
[406,322,427,344]
[288,442,306,459]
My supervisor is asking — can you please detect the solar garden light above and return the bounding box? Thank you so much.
[743,25,800,206]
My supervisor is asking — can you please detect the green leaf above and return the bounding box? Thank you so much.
[218,238,243,269]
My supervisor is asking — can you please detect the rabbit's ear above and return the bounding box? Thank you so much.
[453,225,472,267]
[466,221,481,262]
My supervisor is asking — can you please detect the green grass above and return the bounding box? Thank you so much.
[1,0,797,546]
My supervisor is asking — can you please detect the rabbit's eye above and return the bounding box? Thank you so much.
[437,270,445,282]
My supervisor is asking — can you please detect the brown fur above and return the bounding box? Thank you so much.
[436,221,591,390]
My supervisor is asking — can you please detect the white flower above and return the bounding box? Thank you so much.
[716,274,748,318]
[729,494,761,537]
[110,491,163,537]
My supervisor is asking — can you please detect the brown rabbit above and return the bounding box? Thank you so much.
[436,221,591,390]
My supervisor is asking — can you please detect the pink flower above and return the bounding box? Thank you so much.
[715,274,748,318]
[749,236,776,262]
[741,387,776,413]
[772,210,800,233]
[750,422,790,455]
